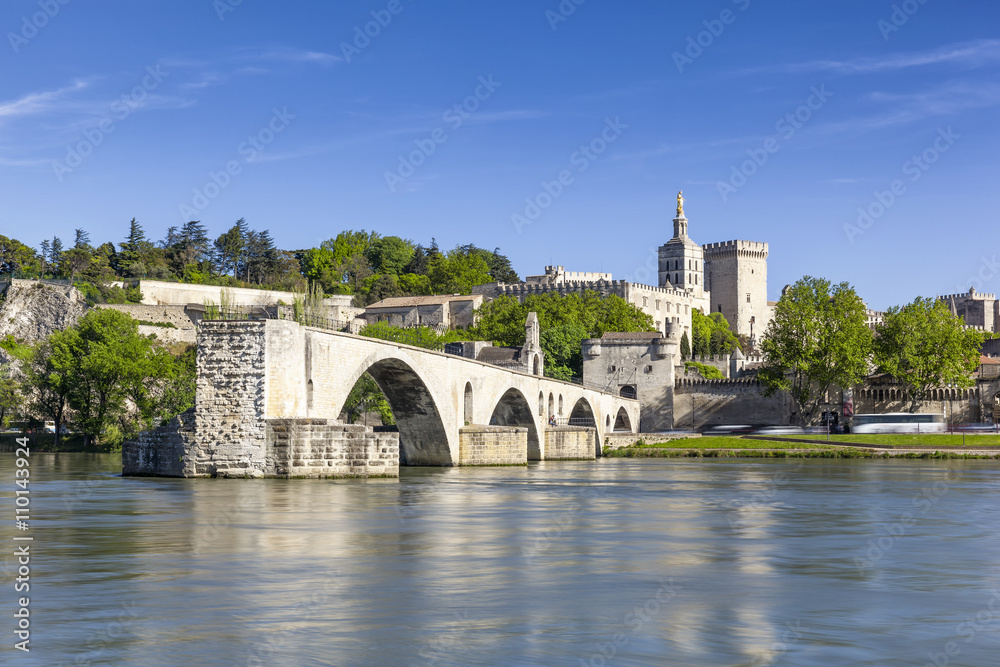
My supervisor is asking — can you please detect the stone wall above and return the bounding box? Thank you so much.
[543,427,596,460]
[95,303,198,345]
[191,321,269,477]
[603,432,701,450]
[674,379,793,429]
[122,409,195,477]
[137,280,351,309]
[266,419,399,478]
[458,426,527,465]
[855,378,1000,423]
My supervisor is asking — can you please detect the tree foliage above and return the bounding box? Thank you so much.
[758,276,873,426]
[874,297,984,412]
[691,309,740,357]
[470,292,655,379]
[342,373,395,426]
[4,311,195,449]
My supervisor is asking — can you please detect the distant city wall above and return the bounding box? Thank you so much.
[137,280,352,309]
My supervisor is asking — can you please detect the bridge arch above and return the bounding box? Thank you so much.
[338,350,453,466]
[613,406,633,432]
[490,387,541,460]
[569,396,601,454]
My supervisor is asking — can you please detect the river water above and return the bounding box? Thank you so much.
[2,454,1000,666]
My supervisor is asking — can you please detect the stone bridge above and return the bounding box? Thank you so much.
[125,319,639,477]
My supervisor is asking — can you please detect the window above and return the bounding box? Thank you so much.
[645,365,653,373]
[674,273,679,284]
[718,305,722,312]
[642,297,648,307]
[746,293,751,303]
[656,300,660,310]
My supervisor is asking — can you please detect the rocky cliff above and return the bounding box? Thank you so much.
[0,279,88,361]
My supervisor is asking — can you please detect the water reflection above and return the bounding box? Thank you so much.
[3,455,1000,666]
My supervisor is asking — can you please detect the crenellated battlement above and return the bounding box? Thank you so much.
[702,240,769,257]
[939,292,996,301]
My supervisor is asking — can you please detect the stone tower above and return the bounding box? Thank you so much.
[702,240,769,343]
[522,311,544,376]
[658,192,706,299]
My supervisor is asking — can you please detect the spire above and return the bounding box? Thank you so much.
[673,191,689,238]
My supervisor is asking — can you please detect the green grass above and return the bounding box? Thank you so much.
[632,437,833,450]
[764,433,1000,448]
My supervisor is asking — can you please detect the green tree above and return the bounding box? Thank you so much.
[398,272,432,296]
[0,362,21,428]
[74,228,91,250]
[758,276,873,426]
[470,292,655,378]
[365,236,415,276]
[680,331,691,359]
[874,297,985,412]
[0,235,40,275]
[52,310,193,448]
[358,321,463,351]
[342,373,395,426]
[2,336,73,447]
[428,247,492,294]
[540,322,589,381]
[357,273,404,306]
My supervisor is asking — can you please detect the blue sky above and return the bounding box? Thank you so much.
[1,0,998,309]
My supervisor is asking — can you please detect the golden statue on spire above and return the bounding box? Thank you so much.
[676,190,685,218]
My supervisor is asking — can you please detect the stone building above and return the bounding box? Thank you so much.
[445,312,545,376]
[581,331,679,431]
[940,288,999,333]
[702,240,771,344]
[364,294,484,330]
[485,192,770,345]
[525,265,612,285]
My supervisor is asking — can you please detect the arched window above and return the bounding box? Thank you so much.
[464,382,473,424]
[548,393,554,419]
[533,354,541,376]
[307,379,314,411]
[558,395,564,415]
[539,391,545,416]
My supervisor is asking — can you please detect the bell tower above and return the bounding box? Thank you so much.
[658,191,705,299]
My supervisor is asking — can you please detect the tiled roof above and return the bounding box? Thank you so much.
[366,294,478,309]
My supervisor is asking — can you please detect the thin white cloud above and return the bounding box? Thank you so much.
[242,47,341,66]
[817,81,1000,133]
[0,80,90,120]
[749,39,1000,75]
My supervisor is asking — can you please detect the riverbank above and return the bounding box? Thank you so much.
[602,436,1000,459]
